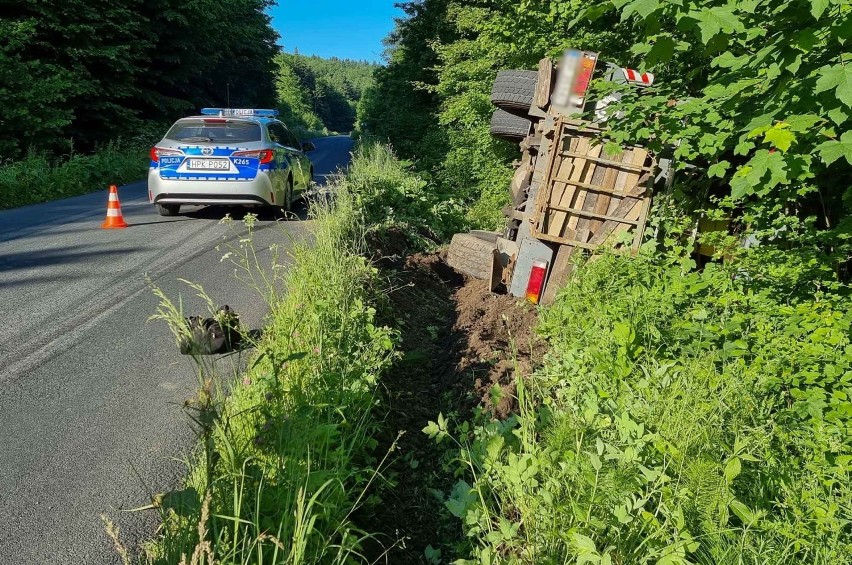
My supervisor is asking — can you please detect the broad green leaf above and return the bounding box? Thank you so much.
[747,124,771,140]
[424,545,441,564]
[572,532,599,556]
[816,131,852,165]
[730,149,788,199]
[815,64,852,108]
[730,499,757,525]
[422,421,439,437]
[827,105,850,126]
[486,434,504,462]
[445,481,476,518]
[811,0,830,19]
[737,0,760,13]
[734,141,755,155]
[631,42,653,56]
[695,7,743,44]
[657,555,688,565]
[704,84,730,99]
[604,141,623,157]
[708,160,731,177]
[613,322,633,343]
[794,30,819,53]
[646,35,676,65]
[741,113,776,133]
[724,456,742,483]
[589,452,602,472]
[784,114,822,132]
[712,51,748,70]
[762,150,790,189]
[764,124,795,152]
[624,0,660,20]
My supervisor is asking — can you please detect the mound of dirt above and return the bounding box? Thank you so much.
[393,250,545,418]
[450,276,545,418]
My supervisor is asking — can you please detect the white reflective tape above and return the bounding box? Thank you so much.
[109,193,119,202]
[107,209,121,217]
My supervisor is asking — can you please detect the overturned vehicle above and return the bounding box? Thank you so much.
[447,50,674,305]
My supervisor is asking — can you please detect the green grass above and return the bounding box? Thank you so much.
[429,251,852,565]
[0,143,148,210]
[136,160,398,564]
[342,140,467,249]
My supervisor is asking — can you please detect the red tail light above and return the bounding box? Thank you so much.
[150,147,182,163]
[233,149,274,164]
[525,260,548,305]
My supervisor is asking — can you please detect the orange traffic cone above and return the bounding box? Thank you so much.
[101,185,128,229]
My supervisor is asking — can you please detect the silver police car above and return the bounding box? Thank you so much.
[148,108,315,216]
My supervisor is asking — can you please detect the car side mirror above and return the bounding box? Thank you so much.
[302,142,316,152]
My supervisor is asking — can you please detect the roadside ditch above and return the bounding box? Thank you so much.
[364,247,544,563]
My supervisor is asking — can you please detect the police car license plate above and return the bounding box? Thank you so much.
[187,159,229,171]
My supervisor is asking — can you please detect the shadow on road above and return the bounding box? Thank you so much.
[0,245,151,272]
[180,198,310,223]
[128,218,194,227]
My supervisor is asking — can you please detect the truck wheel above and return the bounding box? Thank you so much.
[446,233,497,280]
[157,203,180,216]
[491,70,538,114]
[490,109,532,142]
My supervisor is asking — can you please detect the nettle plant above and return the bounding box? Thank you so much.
[585,0,851,268]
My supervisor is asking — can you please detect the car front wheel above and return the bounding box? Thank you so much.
[156,203,180,216]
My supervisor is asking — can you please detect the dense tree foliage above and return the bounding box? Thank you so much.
[277,52,377,134]
[0,0,278,158]
[358,0,454,161]
[360,0,654,226]
[591,0,852,285]
[360,0,851,244]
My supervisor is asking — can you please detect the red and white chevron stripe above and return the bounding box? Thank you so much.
[621,68,654,86]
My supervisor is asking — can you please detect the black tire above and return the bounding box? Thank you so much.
[446,233,496,280]
[490,109,532,142]
[491,70,537,114]
[156,203,180,216]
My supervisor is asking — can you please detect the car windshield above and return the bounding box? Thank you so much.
[165,119,261,143]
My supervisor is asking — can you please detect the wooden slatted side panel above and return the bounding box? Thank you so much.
[589,170,652,247]
[547,140,601,239]
[564,144,602,234]
[573,150,609,238]
[531,121,656,252]
[542,136,584,236]
[590,151,626,234]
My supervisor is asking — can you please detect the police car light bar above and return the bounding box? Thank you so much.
[200,108,279,117]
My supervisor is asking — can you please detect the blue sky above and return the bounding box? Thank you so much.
[270,1,404,63]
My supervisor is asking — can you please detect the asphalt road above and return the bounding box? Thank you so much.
[0,135,354,563]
